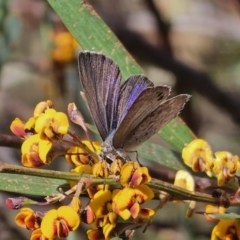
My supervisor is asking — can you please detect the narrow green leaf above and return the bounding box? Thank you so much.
[86,123,98,135]
[47,0,141,79]
[206,213,240,220]
[0,173,66,196]
[47,0,195,151]
[138,141,188,171]
[159,118,196,152]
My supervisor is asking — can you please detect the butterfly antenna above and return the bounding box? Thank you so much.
[125,150,141,165]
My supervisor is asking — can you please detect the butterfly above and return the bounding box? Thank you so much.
[78,51,190,159]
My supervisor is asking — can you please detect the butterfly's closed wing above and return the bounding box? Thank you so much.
[78,51,122,140]
[116,94,190,149]
[116,75,154,126]
[78,51,190,154]
[113,85,171,148]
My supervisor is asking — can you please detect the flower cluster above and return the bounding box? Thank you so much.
[183,139,240,239]
[204,204,240,240]
[85,161,154,240]
[10,101,156,240]
[78,160,155,239]
[11,101,240,240]
[15,198,81,240]
[11,101,69,167]
[182,139,240,186]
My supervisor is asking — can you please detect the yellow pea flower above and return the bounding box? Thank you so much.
[21,134,53,167]
[35,109,69,142]
[89,190,113,219]
[30,228,56,240]
[173,170,195,204]
[41,206,80,239]
[10,118,26,139]
[112,185,154,220]
[65,141,100,166]
[110,158,123,175]
[25,117,37,133]
[51,32,79,63]
[213,151,239,186]
[182,139,214,176]
[174,170,195,192]
[33,100,54,117]
[15,208,41,230]
[87,189,118,239]
[92,161,109,178]
[120,161,151,187]
[87,228,105,240]
[87,184,109,199]
[205,204,226,222]
[211,219,240,240]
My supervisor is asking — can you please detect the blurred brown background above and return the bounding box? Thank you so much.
[1,0,240,239]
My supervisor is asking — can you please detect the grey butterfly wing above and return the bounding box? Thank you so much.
[112,85,172,148]
[116,75,154,127]
[117,94,190,149]
[78,51,122,140]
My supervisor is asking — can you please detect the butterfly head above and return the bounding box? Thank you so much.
[101,140,128,162]
[101,140,115,155]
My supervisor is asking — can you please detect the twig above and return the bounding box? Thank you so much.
[0,134,22,149]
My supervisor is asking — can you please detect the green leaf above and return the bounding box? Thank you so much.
[47,0,195,152]
[159,118,195,152]
[47,0,141,79]
[138,141,188,171]
[86,123,98,135]
[0,173,66,196]
[206,213,240,220]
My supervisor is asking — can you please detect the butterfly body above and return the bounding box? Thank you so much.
[78,51,190,159]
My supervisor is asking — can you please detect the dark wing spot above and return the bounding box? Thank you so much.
[157,92,164,101]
